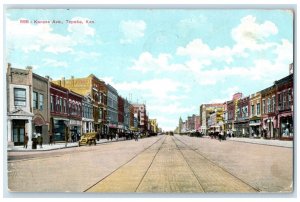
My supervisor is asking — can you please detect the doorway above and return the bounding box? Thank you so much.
[13,120,26,146]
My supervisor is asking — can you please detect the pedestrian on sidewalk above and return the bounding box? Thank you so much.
[49,133,53,145]
[219,131,223,142]
[24,133,29,149]
[37,133,43,148]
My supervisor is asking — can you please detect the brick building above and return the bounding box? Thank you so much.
[7,64,34,147]
[52,74,107,134]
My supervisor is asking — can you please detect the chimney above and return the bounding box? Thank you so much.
[71,76,74,87]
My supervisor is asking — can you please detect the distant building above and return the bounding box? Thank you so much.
[107,84,118,134]
[235,96,250,137]
[261,85,277,139]
[132,104,147,132]
[249,92,262,137]
[199,103,223,135]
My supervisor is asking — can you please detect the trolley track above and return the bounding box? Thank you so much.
[84,135,166,192]
[172,135,260,192]
[170,136,206,192]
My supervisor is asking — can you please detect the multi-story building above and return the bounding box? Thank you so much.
[199,103,223,135]
[249,92,262,137]
[118,96,125,133]
[32,71,51,144]
[129,104,136,131]
[82,95,94,133]
[235,96,250,137]
[7,64,34,147]
[132,104,146,132]
[194,115,200,132]
[149,119,158,133]
[225,93,243,135]
[68,91,83,140]
[178,117,183,133]
[52,75,108,134]
[275,73,293,139]
[50,82,69,141]
[261,85,277,139]
[123,99,130,132]
[107,84,118,134]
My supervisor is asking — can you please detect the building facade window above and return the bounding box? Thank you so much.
[14,88,26,106]
[283,91,286,110]
[33,92,38,109]
[288,89,292,108]
[39,94,43,110]
[64,99,67,113]
[251,105,254,116]
[267,98,271,113]
[50,95,54,112]
[256,103,260,115]
[272,96,275,113]
[262,99,266,114]
[60,98,63,112]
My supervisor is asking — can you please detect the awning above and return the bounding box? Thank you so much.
[33,116,46,126]
[249,123,261,126]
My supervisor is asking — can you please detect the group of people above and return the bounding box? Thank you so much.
[209,130,235,141]
[23,132,43,149]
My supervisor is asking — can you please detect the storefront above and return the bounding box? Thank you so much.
[69,119,82,141]
[279,114,293,139]
[7,109,34,147]
[249,118,261,138]
[33,115,48,144]
[262,116,277,139]
[52,118,69,141]
[234,121,249,137]
[82,118,94,134]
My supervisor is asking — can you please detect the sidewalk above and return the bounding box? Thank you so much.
[226,137,293,148]
[7,137,128,152]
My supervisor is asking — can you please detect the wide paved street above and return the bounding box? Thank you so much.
[7,135,293,193]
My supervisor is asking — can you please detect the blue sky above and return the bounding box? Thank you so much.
[5,9,293,131]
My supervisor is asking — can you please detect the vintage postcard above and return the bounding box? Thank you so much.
[5,7,294,195]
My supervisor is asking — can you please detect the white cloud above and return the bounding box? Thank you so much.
[130,52,186,73]
[231,15,278,51]
[273,39,293,64]
[119,20,146,44]
[6,17,97,54]
[42,59,68,68]
[113,78,188,100]
[128,15,292,87]
[148,103,195,115]
[6,18,75,54]
[177,39,234,65]
[210,86,241,103]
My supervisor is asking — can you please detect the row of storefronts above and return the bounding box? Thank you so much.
[6,64,159,148]
[196,65,294,140]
